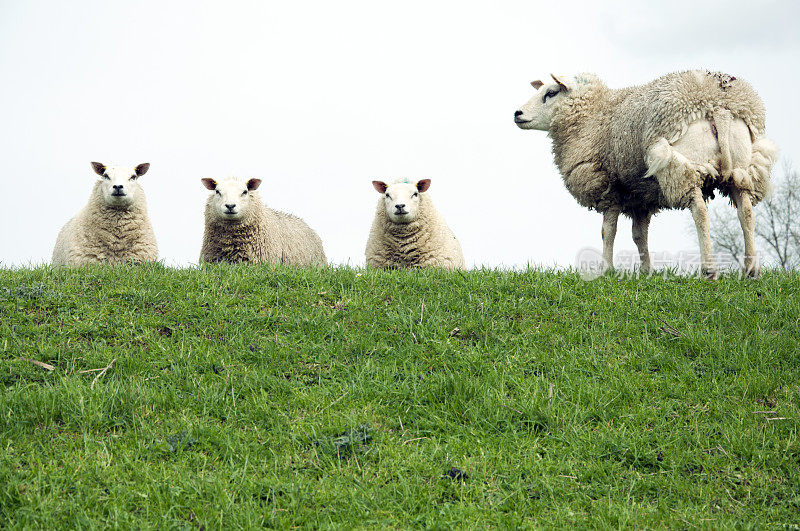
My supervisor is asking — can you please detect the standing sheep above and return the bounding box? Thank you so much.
[52,162,158,265]
[199,177,326,266]
[514,71,778,278]
[365,178,465,269]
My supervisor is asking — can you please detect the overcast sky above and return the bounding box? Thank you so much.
[1,0,798,268]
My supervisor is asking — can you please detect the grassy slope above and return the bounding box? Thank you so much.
[1,264,799,528]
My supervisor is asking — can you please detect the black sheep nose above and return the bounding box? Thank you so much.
[113,184,123,190]
[514,110,523,117]
[225,204,235,211]
[395,204,406,210]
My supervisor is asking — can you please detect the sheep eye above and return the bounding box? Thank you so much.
[103,174,110,180]
[412,192,418,197]
[215,190,221,196]
[241,190,248,196]
[543,89,559,103]
[385,193,391,199]
[129,175,137,180]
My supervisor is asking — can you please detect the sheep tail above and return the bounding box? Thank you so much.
[712,109,733,178]
[712,108,752,189]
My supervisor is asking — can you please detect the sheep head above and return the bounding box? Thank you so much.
[92,162,149,207]
[514,74,581,131]
[373,178,430,223]
[201,177,262,222]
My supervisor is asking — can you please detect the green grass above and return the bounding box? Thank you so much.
[1,264,799,528]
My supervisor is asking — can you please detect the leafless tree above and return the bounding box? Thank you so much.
[710,160,800,270]
[709,208,746,268]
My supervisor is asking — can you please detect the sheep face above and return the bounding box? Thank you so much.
[373,179,431,223]
[514,74,577,131]
[92,162,150,207]
[201,177,262,222]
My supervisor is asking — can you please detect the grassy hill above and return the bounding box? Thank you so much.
[1,264,799,528]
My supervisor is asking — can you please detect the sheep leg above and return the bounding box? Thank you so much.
[688,189,718,279]
[631,211,652,274]
[730,188,759,278]
[601,209,619,271]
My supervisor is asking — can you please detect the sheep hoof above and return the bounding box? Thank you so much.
[744,266,760,279]
[703,268,719,280]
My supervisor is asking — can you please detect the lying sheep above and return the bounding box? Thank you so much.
[199,177,326,266]
[515,71,778,278]
[52,162,158,265]
[365,178,464,269]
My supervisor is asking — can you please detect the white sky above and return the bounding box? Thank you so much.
[1,0,798,268]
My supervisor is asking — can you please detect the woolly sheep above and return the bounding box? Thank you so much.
[365,178,465,269]
[199,177,326,266]
[515,71,778,278]
[52,162,158,265]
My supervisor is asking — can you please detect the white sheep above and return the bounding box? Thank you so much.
[199,177,326,266]
[365,178,465,269]
[515,71,778,278]
[52,162,158,265]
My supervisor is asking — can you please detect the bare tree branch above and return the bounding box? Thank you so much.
[709,204,745,268]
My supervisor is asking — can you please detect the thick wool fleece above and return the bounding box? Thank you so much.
[550,70,774,212]
[200,191,326,266]
[365,193,464,269]
[52,182,158,265]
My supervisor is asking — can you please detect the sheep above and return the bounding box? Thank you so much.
[52,162,158,265]
[365,178,465,269]
[199,177,326,266]
[514,71,778,278]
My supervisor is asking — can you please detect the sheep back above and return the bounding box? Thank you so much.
[608,70,766,183]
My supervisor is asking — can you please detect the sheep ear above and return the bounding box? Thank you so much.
[531,80,543,90]
[416,179,431,193]
[246,178,262,191]
[91,162,106,176]
[201,178,217,190]
[135,163,150,177]
[550,74,574,92]
[372,181,387,193]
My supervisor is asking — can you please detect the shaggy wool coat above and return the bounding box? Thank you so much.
[200,191,326,266]
[52,181,158,265]
[365,193,464,269]
[550,70,774,213]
